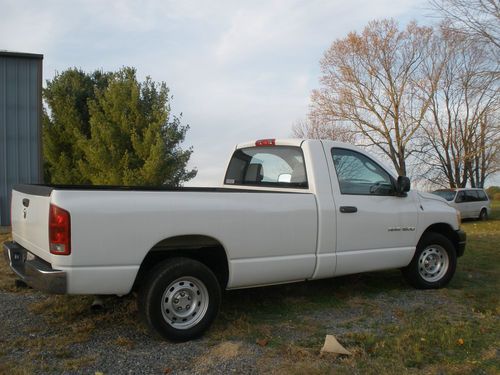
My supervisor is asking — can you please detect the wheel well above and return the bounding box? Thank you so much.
[133,235,229,290]
[421,223,459,252]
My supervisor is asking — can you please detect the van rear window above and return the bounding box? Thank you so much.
[477,190,488,201]
[224,146,308,188]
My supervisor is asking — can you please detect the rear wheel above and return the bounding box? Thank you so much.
[402,232,457,289]
[138,257,221,341]
[479,208,488,221]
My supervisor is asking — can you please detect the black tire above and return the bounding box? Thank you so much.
[479,208,488,221]
[138,257,221,342]
[402,232,457,289]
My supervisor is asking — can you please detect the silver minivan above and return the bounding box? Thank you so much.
[432,188,491,220]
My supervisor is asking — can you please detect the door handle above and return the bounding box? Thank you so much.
[22,198,30,207]
[340,206,357,213]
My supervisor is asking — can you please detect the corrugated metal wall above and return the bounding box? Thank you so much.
[0,52,43,226]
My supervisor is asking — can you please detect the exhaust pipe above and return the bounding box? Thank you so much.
[91,296,105,311]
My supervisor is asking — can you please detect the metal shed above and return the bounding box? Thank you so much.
[0,51,43,228]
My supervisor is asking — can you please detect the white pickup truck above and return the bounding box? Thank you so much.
[4,139,466,341]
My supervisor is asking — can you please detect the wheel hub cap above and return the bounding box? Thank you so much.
[418,245,449,282]
[161,277,209,329]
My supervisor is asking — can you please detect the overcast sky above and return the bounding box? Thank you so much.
[1,0,432,186]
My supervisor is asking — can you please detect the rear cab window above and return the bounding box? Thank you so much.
[224,146,308,189]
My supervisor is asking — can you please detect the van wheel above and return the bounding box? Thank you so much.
[138,257,221,342]
[402,232,457,289]
[479,208,488,221]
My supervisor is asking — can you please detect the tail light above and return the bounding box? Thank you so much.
[49,204,71,255]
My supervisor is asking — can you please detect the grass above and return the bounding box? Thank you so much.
[0,203,499,374]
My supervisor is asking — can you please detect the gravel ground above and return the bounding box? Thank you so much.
[0,274,471,375]
[313,288,464,336]
[0,289,267,375]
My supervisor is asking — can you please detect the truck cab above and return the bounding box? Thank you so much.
[223,139,464,279]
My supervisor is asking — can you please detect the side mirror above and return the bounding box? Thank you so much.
[396,176,410,196]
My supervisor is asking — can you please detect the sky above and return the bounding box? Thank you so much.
[1,0,437,186]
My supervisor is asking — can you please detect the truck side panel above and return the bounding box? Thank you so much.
[49,190,318,294]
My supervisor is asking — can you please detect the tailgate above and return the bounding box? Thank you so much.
[10,185,52,261]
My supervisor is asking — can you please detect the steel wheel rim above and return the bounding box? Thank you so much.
[418,245,449,282]
[161,276,209,330]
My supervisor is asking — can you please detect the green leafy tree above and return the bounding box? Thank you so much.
[43,67,196,186]
[79,67,196,186]
[43,69,110,183]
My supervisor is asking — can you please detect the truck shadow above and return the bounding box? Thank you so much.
[223,270,409,305]
[214,270,412,329]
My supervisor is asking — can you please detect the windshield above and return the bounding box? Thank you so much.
[431,190,456,201]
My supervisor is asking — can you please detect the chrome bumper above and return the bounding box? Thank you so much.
[3,241,67,294]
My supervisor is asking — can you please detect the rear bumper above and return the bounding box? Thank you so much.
[3,241,67,294]
[456,229,466,257]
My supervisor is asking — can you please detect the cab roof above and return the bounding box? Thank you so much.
[235,138,358,150]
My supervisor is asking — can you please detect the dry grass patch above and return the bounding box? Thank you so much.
[61,355,97,372]
[0,361,36,375]
[210,341,242,359]
[114,335,135,349]
[209,314,253,340]
[29,294,141,330]
[0,232,19,293]
[269,361,332,375]
[260,342,359,375]
[194,341,245,373]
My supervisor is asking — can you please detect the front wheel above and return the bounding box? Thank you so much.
[138,257,221,341]
[402,232,457,289]
[479,208,488,221]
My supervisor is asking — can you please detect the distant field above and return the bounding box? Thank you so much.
[0,203,499,374]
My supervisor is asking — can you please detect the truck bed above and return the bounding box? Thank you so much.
[10,183,318,294]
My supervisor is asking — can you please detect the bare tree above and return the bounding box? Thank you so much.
[430,0,500,51]
[310,19,435,176]
[468,111,500,187]
[292,118,357,143]
[418,28,499,188]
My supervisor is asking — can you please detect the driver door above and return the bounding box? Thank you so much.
[325,146,418,276]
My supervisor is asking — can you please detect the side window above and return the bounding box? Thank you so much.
[331,148,394,195]
[455,191,465,203]
[225,146,308,188]
[465,190,479,202]
[477,190,488,201]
